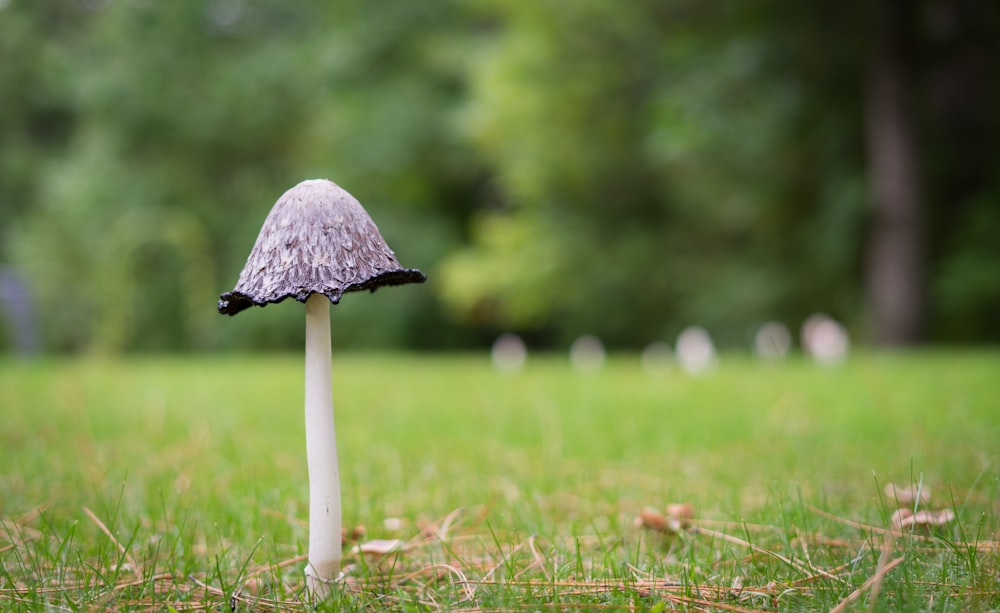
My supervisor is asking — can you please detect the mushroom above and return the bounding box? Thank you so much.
[218,179,425,598]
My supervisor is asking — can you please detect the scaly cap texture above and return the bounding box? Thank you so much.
[218,179,425,315]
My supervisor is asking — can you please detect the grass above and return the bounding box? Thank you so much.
[0,350,998,611]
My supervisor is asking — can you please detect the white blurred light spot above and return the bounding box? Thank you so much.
[206,0,243,30]
[754,322,791,359]
[0,0,11,11]
[801,314,849,365]
[675,326,717,375]
[570,335,605,372]
[383,517,403,532]
[491,333,526,372]
[641,341,673,375]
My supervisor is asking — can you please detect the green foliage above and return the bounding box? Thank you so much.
[0,1,998,352]
[1,0,482,352]
[11,131,215,352]
[931,197,1000,342]
[442,2,874,346]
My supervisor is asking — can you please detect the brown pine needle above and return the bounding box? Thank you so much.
[867,537,896,611]
[481,540,527,581]
[437,507,464,541]
[828,556,905,613]
[16,503,49,526]
[665,592,769,613]
[188,574,304,611]
[807,504,899,537]
[247,553,309,579]
[525,534,550,581]
[82,506,143,583]
[0,505,46,544]
[695,526,843,582]
[411,563,477,601]
[806,504,1000,551]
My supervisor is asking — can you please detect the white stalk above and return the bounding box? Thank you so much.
[303,292,341,598]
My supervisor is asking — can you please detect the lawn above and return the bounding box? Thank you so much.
[1,351,998,611]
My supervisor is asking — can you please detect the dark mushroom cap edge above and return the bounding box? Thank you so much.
[218,267,426,316]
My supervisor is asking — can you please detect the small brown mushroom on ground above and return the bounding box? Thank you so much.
[636,503,695,534]
[890,507,956,530]
[636,506,669,531]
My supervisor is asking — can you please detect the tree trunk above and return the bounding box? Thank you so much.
[865,0,924,346]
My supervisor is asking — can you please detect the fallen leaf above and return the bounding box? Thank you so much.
[352,538,407,559]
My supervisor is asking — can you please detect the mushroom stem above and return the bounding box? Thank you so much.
[303,292,341,598]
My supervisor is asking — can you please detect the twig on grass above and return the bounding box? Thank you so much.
[807,504,903,538]
[188,573,303,611]
[481,539,527,582]
[400,563,477,602]
[0,525,37,554]
[788,554,870,588]
[461,577,765,613]
[693,518,788,533]
[866,536,896,612]
[694,526,844,583]
[437,507,465,541]
[828,555,904,613]
[246,553,308,578]
[806,504,1000,551]
[82,506,142,583]
[16,503,49,526]
[661,592,771,613]
[793,532,861,550]
[525,534,550,581]
[0,504,48,549]
[2,593,74,612]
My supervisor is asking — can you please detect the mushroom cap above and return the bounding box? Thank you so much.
[218,179,425,316]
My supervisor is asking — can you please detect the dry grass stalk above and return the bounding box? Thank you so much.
[82,506,143,584]
[693,526,843,582]
[807,504,999,550]
[3,501,997,611]
[828,556,905,613]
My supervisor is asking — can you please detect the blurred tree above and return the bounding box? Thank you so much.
[0,3,77,257]
[919,0,1000,342]
[1,0,997,352]
[4,0,483,352]
[865,0,926,346]
[442,1,869,347]
[442,0,1000,348]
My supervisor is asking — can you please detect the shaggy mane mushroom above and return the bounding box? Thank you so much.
[218,179,425,598]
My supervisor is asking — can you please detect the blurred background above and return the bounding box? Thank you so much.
[1,0,997,355]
